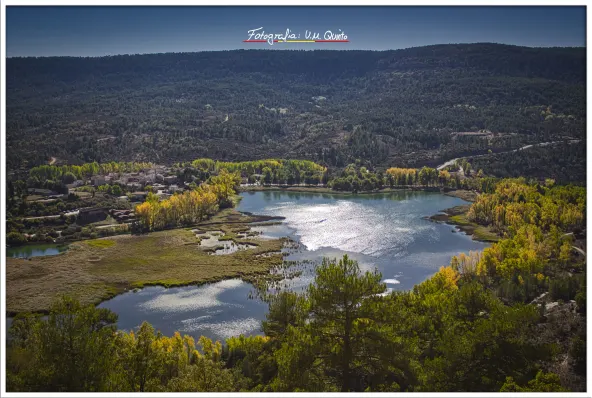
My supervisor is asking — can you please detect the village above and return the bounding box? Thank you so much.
[18,165,197,243]
[8,158,329,247]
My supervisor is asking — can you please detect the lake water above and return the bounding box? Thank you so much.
[98,280,268,341]
[98,190,488,342]
[6,243,68,258]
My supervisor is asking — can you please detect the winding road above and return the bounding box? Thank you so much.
[436,139,581,171]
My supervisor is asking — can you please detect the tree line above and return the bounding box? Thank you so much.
[175,158,328,186]
[28,162,154,184]
[330,163,478,192]
[134,170,241,232]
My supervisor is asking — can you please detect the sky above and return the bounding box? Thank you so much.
[6,6,586,57]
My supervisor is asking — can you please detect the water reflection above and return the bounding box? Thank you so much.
[98,279,269,342]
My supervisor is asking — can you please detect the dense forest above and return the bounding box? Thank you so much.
[6,44,586,172]
[468,141,586,184]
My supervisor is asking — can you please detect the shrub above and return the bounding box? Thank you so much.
[575,290,586,314]
[569,336,586,376]
[549,274,584,301]
[7,232,27,246]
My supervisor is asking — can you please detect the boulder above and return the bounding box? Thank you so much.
[545,302,560,312]
[531,292,549,305]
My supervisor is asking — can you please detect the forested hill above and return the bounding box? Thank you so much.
[6,44,586,171]
[7,44,586,82]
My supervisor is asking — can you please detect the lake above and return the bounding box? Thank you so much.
[6,243,68,259]
[98,190,488,342]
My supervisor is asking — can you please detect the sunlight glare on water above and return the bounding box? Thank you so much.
[140,279,244,313]
[242,193,442,258]
[181,317,262,340]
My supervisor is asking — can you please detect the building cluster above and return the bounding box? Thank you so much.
[83,166,187,198]
[109,209,136,223]
[61,166,191,227]
[26,165,204,231]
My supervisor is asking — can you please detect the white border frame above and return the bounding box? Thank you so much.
[1,1,589,397]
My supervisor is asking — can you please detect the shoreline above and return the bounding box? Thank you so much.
[427,205,499,243]
[5,189,490,317]
[240,185,478,201]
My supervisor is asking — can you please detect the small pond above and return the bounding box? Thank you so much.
[211,242,257,255]
[6,243,69,259]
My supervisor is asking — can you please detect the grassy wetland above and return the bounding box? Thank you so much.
[6,206,286,315]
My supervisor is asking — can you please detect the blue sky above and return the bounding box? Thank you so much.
[6,6,586,57]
